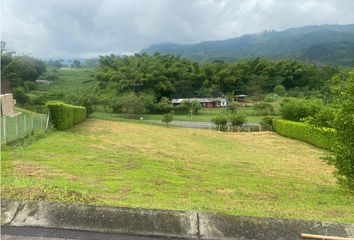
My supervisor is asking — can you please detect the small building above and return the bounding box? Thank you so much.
[235,94,248,102]
[35,79,50,84]
[171,98,228,108]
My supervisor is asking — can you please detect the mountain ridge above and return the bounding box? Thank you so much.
[140,24,354,66]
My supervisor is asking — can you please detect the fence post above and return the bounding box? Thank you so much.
[2,116,6,144]
[227,124,230,132]
[31,114,34,130]
[209,122,211,131]
[46,113,50,129]
[259,125,262,132]
[249,124,251,132]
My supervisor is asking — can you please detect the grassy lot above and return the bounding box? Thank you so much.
[2,119,353,222]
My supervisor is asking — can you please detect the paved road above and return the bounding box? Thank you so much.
[1,226,182,240]
[148,120,261,130]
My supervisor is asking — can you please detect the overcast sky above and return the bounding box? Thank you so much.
[2,0,354,59]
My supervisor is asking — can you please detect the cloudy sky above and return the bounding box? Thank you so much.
[2,0,354,59]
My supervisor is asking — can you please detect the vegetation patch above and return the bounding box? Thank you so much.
[273,119,336,151]
[2,119,353,222]
[47,101,86,130]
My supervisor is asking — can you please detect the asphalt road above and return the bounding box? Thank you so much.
[1,226,183,240]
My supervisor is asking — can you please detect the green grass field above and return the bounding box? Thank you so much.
[2,118,353,222]
[34,68,95,95]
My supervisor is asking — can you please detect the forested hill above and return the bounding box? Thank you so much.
[141,24,354,66]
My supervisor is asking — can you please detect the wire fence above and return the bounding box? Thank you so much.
[92,112,270,132]
[1,109,49,144]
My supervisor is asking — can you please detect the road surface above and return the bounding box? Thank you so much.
[1,226,182,240]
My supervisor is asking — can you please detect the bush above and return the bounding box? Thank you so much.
[226,102,237,113]
[273,85,286,96]
[47,101,86,130]
[260,116,274,131]
[151,102,173,114]
[161,113,173,126]
[174,100,201,115]
[325,70,354,190]
[111,93,145,116]
[229,113,246,127]
[273,119,336,151]
[303,107,335,128]
[212,115,228,131]
[279,98,323,121]
[253,102,274,115]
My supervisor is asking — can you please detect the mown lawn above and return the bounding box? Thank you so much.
[1,119,353,222]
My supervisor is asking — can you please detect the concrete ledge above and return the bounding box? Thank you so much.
[199,213,354,239]
[1,200,198,239]
[2,199,354,240]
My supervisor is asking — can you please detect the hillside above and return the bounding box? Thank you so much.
[141,24,354,66]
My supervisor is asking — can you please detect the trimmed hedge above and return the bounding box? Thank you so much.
[47,101,86,130]
[273,119,337,151]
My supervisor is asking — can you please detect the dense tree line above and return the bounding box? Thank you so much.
[94,53,339,101]
[1,41,46,104]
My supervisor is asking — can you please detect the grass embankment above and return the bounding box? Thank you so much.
[2,119,353,222]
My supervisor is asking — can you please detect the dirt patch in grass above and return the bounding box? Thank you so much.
[13,161,78,181]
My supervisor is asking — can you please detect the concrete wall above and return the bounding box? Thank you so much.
[1,200,353,240]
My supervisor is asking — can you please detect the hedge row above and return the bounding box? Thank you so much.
[47,101,86,130]
[273,119,337,151]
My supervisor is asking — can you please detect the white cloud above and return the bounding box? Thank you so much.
[2,0,354,58]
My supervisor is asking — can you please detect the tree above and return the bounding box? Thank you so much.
[161,113,173,126]
[325,71,354,190]
[71,60,81,68]
[273,84,286,96]
[226,102,237,113]
[229,113,246,131]
[190,100,202,115]
[112,93,146,116]
[253,102,274,115]
[212,115,228,131]
[279,98,323,121]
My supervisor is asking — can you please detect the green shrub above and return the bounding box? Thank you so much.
[229,113,246,127]
[279,98,324,121]
[161,113,173,126]
[273,84,286,96]
[226,102,237,113]
[47,101,86,130]
[212,115,228,131]
[273,119,336,151]
[260,116,274,131]
[253,102,274,115]
[325,70,354,190]
[151,102,173,113]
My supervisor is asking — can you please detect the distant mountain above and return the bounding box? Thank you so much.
[141,24,354,66]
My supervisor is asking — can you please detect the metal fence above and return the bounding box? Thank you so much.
[1,110,49,144]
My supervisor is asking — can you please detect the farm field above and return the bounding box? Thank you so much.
[33,68,95,95]
[2,118,353,222]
